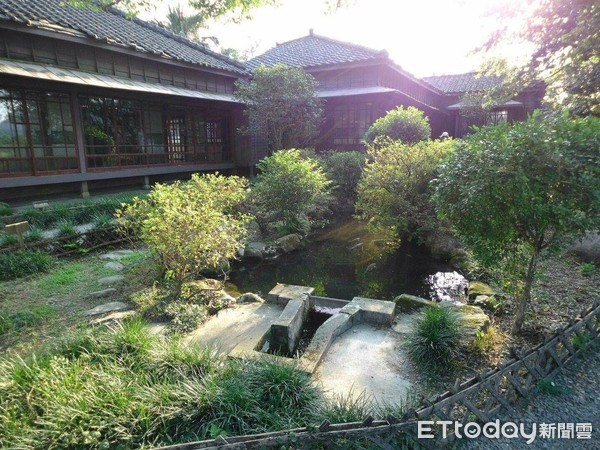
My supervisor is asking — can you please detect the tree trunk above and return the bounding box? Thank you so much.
[512,246,539,334]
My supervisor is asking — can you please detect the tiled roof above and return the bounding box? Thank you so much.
[422,72,503,94]
[0,0,246,75]
[246,32,387,71]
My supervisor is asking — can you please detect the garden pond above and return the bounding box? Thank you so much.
[229,218,467,303]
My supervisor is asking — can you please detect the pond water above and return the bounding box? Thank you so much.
[229,219,468,303]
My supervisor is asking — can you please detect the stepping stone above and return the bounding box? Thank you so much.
[83,301,129,317]
[104,261,124,271]
[87,288,117,298]
[89,310,136,326]
[98,275,125,286]
[99,249,134,261]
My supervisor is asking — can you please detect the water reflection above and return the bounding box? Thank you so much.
[229,219,468,303]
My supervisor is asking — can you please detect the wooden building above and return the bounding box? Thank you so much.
[0,0,249,201]
[0,1,543,200]
[247,31,544,156]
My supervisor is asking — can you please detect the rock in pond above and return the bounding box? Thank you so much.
[467,281,495,300]
[394,294,436,312]
[243,242,268,260]
[275,234,302,253]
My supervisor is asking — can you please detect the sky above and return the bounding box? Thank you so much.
[143,0,531,78]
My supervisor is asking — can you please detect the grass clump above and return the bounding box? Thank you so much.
[0,250,54,281]
[0,305,56,336]
[405,306,461,372]
[0,202,13,216]
[0,320,325,448]
[24,227,43,243]
[579,261,596,277]
[56,219,77,237]
[471,325,503,355]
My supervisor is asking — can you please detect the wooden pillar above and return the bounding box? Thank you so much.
[81,181,90,198]
[69,87,87,176]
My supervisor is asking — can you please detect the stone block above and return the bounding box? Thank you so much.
[270,297,309,354]
[394,294,436,312]
[299,313,352,373]
[351,297,396,326]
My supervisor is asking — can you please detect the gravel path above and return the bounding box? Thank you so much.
[461,348,600,449]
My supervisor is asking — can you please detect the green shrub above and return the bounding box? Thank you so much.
[117,174,249,287]
[405,306,461,372]
[580,262,596,277]
[356,138,455,242]
[251,149,331,234]
[363,106,431,145]
[0,250,54,281]
[324,151,366,204]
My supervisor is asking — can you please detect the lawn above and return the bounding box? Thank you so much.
[0,249,155,354]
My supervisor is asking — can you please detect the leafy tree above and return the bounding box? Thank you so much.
[482,0,599,115]
[234,64,324,153]
[116,173,250,288]
[323,151,366,205]
[250,149,331,234]
[68,0,272,21]
[160,4,204,40]
[434,112,600,333]
[356,138,455,242]
[363,106,431,146]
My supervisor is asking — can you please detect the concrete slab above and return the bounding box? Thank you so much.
[185,302,284,354]
[351,297,396,326]
[314,323,416,405]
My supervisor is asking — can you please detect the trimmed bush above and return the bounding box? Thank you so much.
[0,250,54,281]
[405,306,461,371]
[363,106,431,145]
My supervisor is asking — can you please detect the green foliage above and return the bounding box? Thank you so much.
[17,194,137,229]
[435,112,600,333]
[405,306,461,372]
[356,138,455,242]
[57,219,77,237]
[0,322,323,448]
[1,233,18,247]
[235,64,323,152]
[116,173,250,286]
[363,106,431,146]
[24,227,43,243]
[0,202,13,216]
[0,305,56,336]
[572,332,594,351]
[471,325,503,355]
[536,379,564,396]
[251,149,331,234]
[483,0,599,115]
[164,302,207,333]
[0,250,54,281]
[579,262,596,277]
[323,151,366,204]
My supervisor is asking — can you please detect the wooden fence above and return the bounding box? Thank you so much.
[158,298,600,450]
